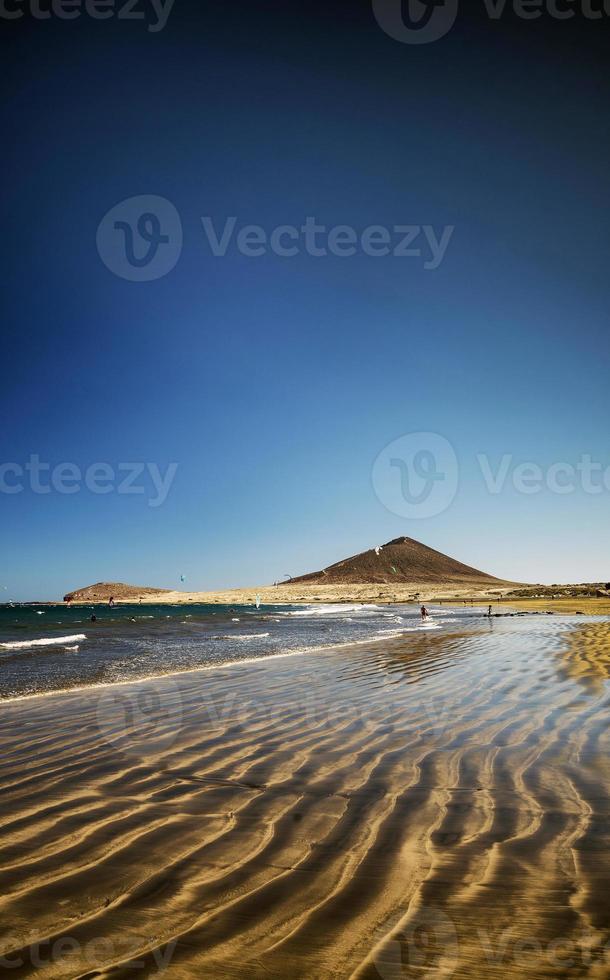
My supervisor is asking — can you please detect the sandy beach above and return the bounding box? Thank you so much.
[67,581,514,607]
[1,615,609,978]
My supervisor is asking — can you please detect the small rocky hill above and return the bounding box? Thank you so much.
[63,582,170,602]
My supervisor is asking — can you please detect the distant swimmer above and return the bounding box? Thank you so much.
[108,597,115,607]
[90,614,97,622]
[420,605,429,622]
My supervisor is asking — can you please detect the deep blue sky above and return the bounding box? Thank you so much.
[2,1,609,600]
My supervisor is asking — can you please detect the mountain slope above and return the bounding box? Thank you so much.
[63,582,170,602]
[285,537,508,586]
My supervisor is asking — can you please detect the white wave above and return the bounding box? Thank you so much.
[284,603,382,617]
[63,645,80,652]
[0,633,87,651]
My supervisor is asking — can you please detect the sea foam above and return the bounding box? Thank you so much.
[284,604,381,617]
[0,634,87,651]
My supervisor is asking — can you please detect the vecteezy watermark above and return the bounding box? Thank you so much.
[373,0,610,45]
[96,196,455,282]
[0,456,178,508]
[97,195,183,281]
[370,907,610,979]
[477,453,610,495]
[373,434,610,519]
[199,217,454,269]
[0,0,175,31]
[373,433,460,519]
[199,687,453,740]
[372,905,460,978]
[373,0,459,45]
[0,935,176,972]
[95,677,184,759]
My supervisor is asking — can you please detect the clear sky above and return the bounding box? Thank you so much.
[2,1,610,601]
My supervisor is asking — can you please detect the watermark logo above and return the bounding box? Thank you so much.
[372,905,459,978]
[97,195,182,282]
[373,0,610,44]
[0,0,175,31]
[97,202,455,280]
[372,0,459,44]
[95,677,184,759]
[370,911,610,978]
[372,437,610,518]
[372,432,459,519]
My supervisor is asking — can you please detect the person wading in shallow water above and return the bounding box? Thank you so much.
[420,604,429,622]
[488,605,493,617]
[108,596,115,607]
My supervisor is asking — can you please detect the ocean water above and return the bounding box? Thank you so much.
[0,601,498,701]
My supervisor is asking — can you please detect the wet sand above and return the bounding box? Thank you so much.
[0,619,609,978]
[560,621,610,692]
[508,597,610,616]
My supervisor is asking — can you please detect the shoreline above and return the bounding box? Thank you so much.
[2,605,607,708]
[0,616,495,708]
[0,648,309,708]
[0,629,430,708]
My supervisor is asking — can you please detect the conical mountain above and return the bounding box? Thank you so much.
[286,537,508,586]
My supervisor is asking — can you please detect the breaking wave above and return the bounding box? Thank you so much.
[0,633,87,651]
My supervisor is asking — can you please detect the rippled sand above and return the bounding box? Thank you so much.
[560,621,610,692]
[0,619,609,978]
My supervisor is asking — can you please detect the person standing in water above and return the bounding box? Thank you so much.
[420,604,429,622]
[488,605,493,617]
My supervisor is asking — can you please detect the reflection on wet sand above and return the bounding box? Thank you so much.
[559,621,610,692]
[0,620,608,978]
